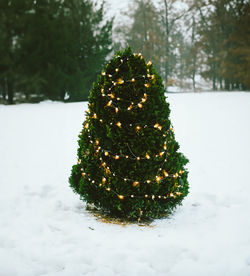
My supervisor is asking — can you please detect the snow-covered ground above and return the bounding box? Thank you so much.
[0,92,250,276]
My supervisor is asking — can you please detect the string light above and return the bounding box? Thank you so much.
[117,78,124,84]
[82,58,185,202]
[163,170,169,177]
[133,181,139,187]
[116,121,122,128]
[106,100,112,107]
[154,123,162,130]
[156,176,162,183]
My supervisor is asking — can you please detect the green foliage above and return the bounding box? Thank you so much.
[69,47,189,221]
[0,0,113,103]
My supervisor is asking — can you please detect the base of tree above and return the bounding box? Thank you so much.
[85,203,173,225]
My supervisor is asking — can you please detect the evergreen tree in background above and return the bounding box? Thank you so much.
[69,48,189,221]
[0,0,113,103]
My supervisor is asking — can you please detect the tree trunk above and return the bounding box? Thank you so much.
[164,0,169,86]
[7,79,14,104]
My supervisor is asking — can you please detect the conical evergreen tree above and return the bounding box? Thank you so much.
[69,47,189,221]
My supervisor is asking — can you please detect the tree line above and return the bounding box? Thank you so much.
[0,0,249,104]
[114,0,250,91]
[0,0,112,104]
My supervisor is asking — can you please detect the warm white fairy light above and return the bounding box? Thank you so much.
[133,181,139,187]
[156,176,162,183]
[163,170,169,177]
[116,121,122,128]
[106,100,112,107]
[117,78,124,84]
[173,173,179,179]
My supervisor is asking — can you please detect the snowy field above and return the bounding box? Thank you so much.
[0,92,250,276]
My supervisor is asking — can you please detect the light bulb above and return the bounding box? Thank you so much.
[106,101,112,107]
[163,170,169,177]
[133,181,139,187]
[116,122,122,128]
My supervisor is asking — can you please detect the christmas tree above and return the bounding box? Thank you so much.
[69,47,189,221]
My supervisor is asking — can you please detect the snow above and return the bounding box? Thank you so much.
[1,92,250,276]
